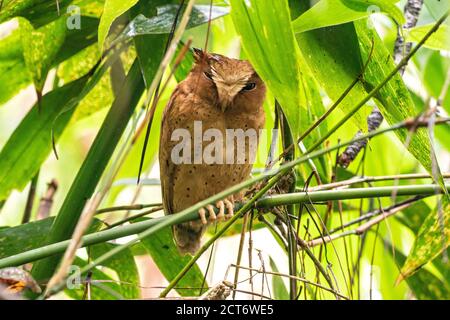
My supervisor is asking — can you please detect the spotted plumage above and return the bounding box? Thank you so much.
[159,49,266,255]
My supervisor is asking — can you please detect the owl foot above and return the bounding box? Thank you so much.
[198,200,233,224]
[223,199,234,220]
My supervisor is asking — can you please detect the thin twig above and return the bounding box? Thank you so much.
[36,180,58,220]
[228,264,348,300]
[22,171,40,224]
[231,212,250,299]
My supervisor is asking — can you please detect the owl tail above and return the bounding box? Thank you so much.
[172,222,206,255]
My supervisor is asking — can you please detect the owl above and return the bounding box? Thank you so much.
[159,49,266,255]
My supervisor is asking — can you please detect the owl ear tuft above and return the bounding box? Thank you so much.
[193,48,207,63]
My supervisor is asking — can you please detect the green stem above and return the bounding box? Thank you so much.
[1,117,449,270]
[257,184,450,207]
[1,184,447,269]
[95,203,161,215]
[159,171,285,298]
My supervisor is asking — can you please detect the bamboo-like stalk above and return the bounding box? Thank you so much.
[1,183,448,269]
[8,115,449,293]
[2,117,450,271]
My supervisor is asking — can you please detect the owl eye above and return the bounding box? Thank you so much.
[203,72,213,81]
[242,82,256,91]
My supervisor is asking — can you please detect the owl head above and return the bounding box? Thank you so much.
[190,48,266,112]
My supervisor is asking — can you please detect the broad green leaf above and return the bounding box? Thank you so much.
[354,20,436,176]
[122,4,229,37]
[292,0,404,34]
[395,200,432,234]
[0,76,88,201]
[406,24,450,51]
[0,218,52,259]
[98,0,139,51]
[0,26,31,106]
[424,1,450,22]
[385,239,450,300]
[130,0,176,88]
[66,256,125,300]
[172,44,195,82]
[54,16,100,66]
[269,257,289,300]
[90,243,140,299]
[423,51,450,101]
[400,197,450,281]
[0,16,99,107]
[417,52,450,151]
[0,217,103,260]
[230,0,305,140]
[0,0,104,27]
[139,224,206,297]
[0,0,48,23]
[128,2,227,87]
[296,23,369,130]
[30,60,145,285]
[19,17,66,93]
[58,43,115,120]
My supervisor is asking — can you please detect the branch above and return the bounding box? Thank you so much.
[1,183,448,269]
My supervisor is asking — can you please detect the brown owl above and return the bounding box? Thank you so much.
[159,49,266,255]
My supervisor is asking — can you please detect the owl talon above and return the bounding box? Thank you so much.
[215,201,225,221]
[224,199,234,220]
[206,204,217,222]
[198,208,208,225]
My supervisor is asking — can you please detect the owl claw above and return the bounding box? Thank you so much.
[206,204,216,222]
[215,201,225,221]
[199,201,233,224]
[198,208,208,225]
[224,199,234,220]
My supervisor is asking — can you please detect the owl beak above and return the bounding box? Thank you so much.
[217,87,236,112]
[220,99,232,112]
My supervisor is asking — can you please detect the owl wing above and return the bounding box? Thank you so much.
[159,87,180,216]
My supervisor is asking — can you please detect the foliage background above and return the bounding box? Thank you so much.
[0,0,449,300]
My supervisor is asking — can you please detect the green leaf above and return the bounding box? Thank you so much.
[0,76,88,201]
[90,243,140,299]
[66,256,125,300]
[399,197,450,281]
[395,200,431,234]
[230,0,305,140]
[269,257,289,300]
[0,217,103,260]
[0,16,98,107]
[386,239,450,299]
[130,0,175,88]
[354,20,450,196]
[0,218,52,259]
[406,24,450,51]
[19,17,66,93]
[122,4,229,37]
[0,26,31,106]
[0,0,104,27]
[424,1,450,23]
[58,43,116,120]
[296,23,370,130]
[98,0,139,51]
[423,51,449,101]
[31,59,145,285]
[292,0,404,34]
[139,224,206,297]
